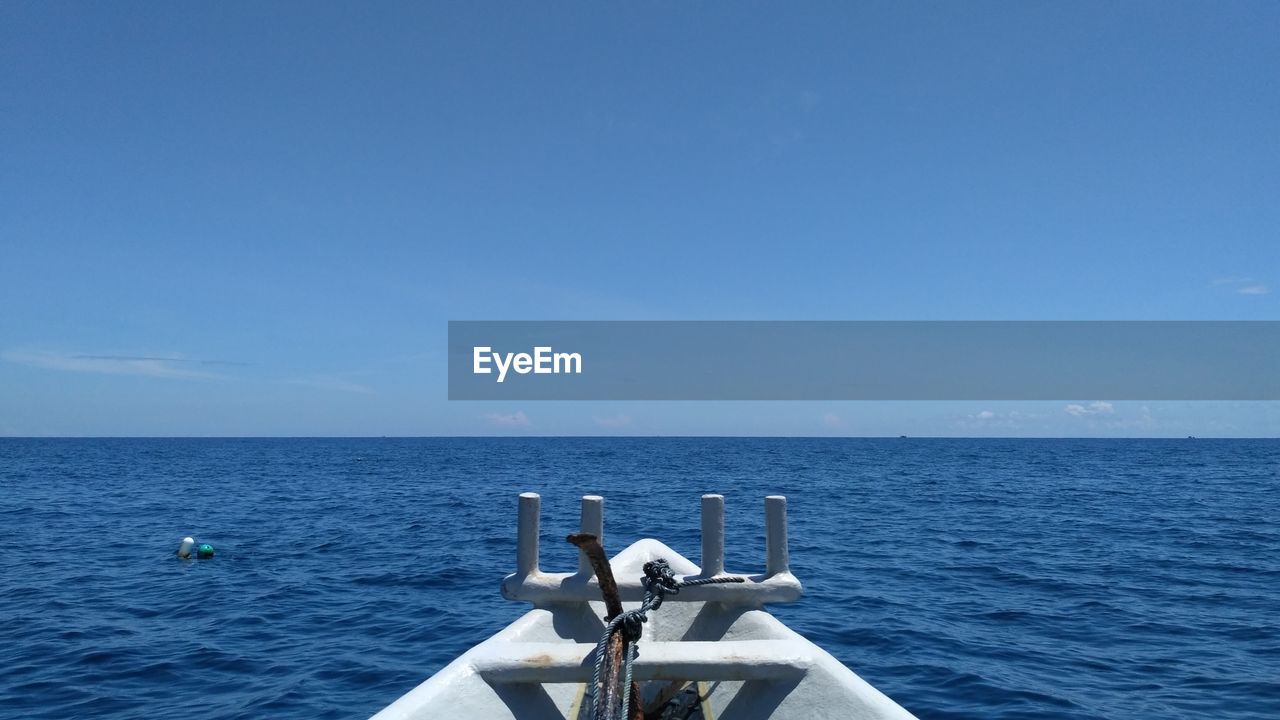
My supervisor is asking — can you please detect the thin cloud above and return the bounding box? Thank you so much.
[72,354,250,367]
[822,412,845,428]
[594,414,632,429]
[486,411,531,428]
[1065,401,1114,416]
[73,354,184,362]
[1212,276,1270,295]
[1212,276,1255,286]
[287,375,374,394]
[2,348,223,379]
[956,408,1044,432]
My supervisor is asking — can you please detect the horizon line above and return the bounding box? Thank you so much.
[1,434,1274,440]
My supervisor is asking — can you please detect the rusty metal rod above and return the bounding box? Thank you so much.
[567,532,642,720]
[567,533,623,620]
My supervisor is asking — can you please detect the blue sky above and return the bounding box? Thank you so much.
[1,2,1276,436]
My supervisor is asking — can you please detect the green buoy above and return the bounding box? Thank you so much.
[196,543,215,559]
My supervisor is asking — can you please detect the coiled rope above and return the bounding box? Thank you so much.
[589,559,744,720]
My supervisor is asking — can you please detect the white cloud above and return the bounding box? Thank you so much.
[2,348,222,379]
[822,412,844,428]
[1212,277,1270,295]
[955,408,1046,432]
[486,411,531,428]
[594,414,632,428]
[1065,401,1114,416]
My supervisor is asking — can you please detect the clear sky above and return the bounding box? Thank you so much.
[2,2,1277,437]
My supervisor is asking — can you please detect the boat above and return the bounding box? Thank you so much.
[371,493,917,719]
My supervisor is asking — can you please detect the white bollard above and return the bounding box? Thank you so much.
[517,492,540,576]
[765,496,790,577]
[701,494,725,577]
[176,536,195,559]
[578,495,604,576]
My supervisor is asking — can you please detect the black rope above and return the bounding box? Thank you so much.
[591,560,745,720]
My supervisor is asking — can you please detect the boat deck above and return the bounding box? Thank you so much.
[371,494,917,720]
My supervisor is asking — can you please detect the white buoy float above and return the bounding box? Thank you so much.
[176,536,214,559]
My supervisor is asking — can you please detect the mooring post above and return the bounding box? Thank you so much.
[578,495,604,576]
[765,495,790,577]
[517,492,540,576]
[701,494,726,577]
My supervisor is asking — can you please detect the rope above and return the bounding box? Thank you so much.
[589,559,745,720]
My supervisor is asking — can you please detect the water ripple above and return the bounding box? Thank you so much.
[1,437,1278,719]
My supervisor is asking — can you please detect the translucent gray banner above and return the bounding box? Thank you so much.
[447,321,1280,400]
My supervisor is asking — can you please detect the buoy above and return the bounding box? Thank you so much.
[197,543,215,559]
[177,536,195,559]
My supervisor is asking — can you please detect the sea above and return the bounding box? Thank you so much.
[1,437,1277,720]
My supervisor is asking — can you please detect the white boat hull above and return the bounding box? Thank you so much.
[372,536,917,719]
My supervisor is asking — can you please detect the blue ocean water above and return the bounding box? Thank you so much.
[1,438,1277,719]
